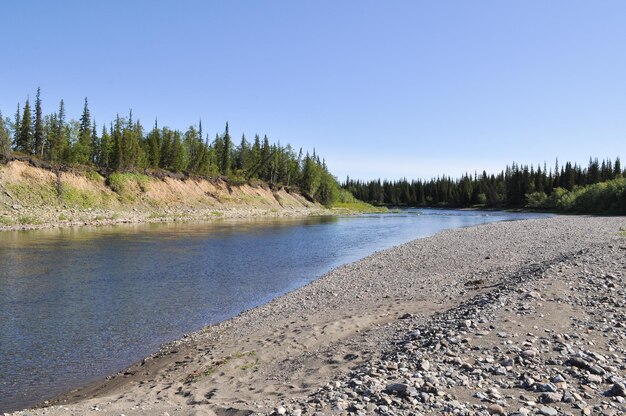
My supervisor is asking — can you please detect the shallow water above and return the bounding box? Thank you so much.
[0,209,550,412]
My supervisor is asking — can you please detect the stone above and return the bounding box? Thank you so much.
[539,392,563,403]
[385,383,409,395]
[521,349,539,359]
[538,406,558,416]
[609,382,626,397]
[487,403,507,415]
[586,374,602,384]
[536,382,558,393]
[566,357,589,369]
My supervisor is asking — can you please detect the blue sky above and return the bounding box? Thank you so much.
[1,1,625,180]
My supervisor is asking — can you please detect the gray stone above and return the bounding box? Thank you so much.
[609,382,626,397]
[385,383,409,395]
[539,392,562,403]
[538,406,558,416]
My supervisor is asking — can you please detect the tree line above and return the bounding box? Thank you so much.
[0,89,341,205]
[343,158,625,213]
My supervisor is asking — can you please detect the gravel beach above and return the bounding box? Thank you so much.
[6,215,626,416]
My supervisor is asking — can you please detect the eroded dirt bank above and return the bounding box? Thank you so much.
[0,161,326,232]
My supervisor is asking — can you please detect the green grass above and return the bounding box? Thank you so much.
[62,186,104,209]
[84,170,104,183]
[331,201,388,213]
[0,215,15,226]
[6,182,59,206]
[619,227,626,237]
[106,172,151,194]
[330,188,388,213]
[18,215,42,225]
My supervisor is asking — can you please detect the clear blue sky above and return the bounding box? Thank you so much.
[1,1,625,181]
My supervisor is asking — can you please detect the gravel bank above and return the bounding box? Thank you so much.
[0,205,331,232]
[6,215,626,416]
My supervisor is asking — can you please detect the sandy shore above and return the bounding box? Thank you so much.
[6,216,626,416]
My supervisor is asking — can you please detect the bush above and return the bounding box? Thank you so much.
[106,172,151,194]
[525,192,548,209]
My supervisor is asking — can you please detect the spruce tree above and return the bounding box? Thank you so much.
[111,115,123,170]
[75,98,93,164]
[171,130,187,172]
[260,135,270,180]
[159,127,173,169]
[99,125,111,168]
[17,98,33,154]
[147,119,160,169]
[13,103,20,150]
[221,122,232,175]
[251,134,261,175]
[238,134,249,171]
[91,120,99,164]
[50,99,67,163]
[33,87,44,157]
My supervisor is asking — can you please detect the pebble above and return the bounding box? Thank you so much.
[539,406,558,416]
[263,240,626,416]
[488,403,507,415]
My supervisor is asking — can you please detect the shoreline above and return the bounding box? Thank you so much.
[0,205,334,233]
[6,215,626,416]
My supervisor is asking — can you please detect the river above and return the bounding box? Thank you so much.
[0,209,549,412]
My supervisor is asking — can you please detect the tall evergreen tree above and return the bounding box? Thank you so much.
[238,134,249,171]
[49,99,68,163]
[17,98,33,154]
[12,103,20,149]
[98,125,111,168]
[74,97,93,164]
[147,119,161,169]
[260,135,270,179]
[170,130,187,172]
[33,87,45,157]
[221,122,232,175]
[91,120,99,164]
[111,115,123,170]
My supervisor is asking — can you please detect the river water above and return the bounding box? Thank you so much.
[0,209,549,412]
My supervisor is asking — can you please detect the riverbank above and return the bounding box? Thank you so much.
[0,160,331,232]
[6,216,626,416]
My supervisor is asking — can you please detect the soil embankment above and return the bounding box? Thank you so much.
[0,161,325,231]
[6,215,625,416]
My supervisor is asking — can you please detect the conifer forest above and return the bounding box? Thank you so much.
[344,158,626,214]
[0,89,340,206]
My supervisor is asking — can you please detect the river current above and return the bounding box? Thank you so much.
[0,209,550,412]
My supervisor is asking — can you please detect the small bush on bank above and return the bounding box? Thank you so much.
[526,178,626,214]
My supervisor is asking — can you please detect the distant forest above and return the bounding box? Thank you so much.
[344,158,626,214]
[0,89,341,205]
